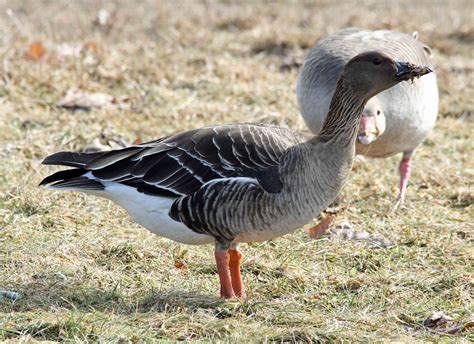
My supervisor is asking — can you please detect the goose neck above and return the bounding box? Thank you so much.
[315,79,368,147]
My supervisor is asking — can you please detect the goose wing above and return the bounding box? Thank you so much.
[43,123,303,197]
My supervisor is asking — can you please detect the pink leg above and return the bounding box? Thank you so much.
[395,151,413,207]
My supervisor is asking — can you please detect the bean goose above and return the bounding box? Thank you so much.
[297,28,439,205]
[40,52,431,299]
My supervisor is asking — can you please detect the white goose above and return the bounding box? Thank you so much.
[297,28,439,205]
[41,52,432,298]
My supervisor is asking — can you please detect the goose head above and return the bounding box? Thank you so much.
[319,51,432,144]
[357,98,386,145]
[341,51,433,100]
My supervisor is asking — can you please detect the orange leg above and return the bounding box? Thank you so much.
[308,214,332,239]
[229,248,245,298]
[214,250,235,299]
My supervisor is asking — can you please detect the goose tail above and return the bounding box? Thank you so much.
[40,151,105,191]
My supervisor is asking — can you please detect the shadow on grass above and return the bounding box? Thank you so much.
[0,283,225,315]
[137,291,226,313]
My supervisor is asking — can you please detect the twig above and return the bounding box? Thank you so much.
[335,316,379,329]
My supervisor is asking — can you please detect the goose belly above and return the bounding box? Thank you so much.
[234,226,301,243]
[90,183,214,245]
[358,73,439,157]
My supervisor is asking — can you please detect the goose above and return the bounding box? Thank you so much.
[297,28,439,206]
[40,52,432,299]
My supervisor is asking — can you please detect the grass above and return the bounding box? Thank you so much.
[0,0,473,342]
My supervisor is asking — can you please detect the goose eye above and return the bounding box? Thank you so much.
[373,58,382,65]
[376,110,381,115]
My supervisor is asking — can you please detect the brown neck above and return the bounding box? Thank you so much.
[316,78,368,146]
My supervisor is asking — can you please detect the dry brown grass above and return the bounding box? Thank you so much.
[0,0,473,342]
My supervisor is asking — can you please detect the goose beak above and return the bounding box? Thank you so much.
[395,61,433,81]
[358,116,378,145]
[358,132,377,145]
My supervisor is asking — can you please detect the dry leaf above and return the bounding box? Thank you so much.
[462,321,474,331]
[308,215,332,239]
[57,88,115,110]
[25,42,45,60]
[423,311,453,327]
[83,41,100,53]
[82,128,131,153]
[83,138,114,153]
[423,311,472,334]
[174,259,188,272]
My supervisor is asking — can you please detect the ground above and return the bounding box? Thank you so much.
[0,0,473,342]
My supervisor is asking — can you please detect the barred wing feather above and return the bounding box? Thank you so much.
[79,124,303,197]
